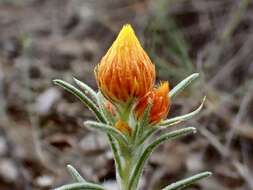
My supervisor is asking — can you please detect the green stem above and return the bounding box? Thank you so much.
[117,144,143,190]
[128,127,196,190]
[118,145,132,190]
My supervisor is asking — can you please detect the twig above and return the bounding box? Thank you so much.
[0,63,8,121]
[225,81,253,153]
[20,36,58,173]
[199,127,227,157]
[233,161,253,189]
[200,127,253,189]
[209,36,253,86]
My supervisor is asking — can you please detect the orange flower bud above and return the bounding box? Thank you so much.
[135,82,170,123]
[105,101,116,116]
[95,24,156,102]
[115,119,132,136]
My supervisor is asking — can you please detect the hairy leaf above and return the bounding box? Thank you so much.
[162,171,212,190]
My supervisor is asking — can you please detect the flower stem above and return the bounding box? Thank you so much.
[117,144,141,190]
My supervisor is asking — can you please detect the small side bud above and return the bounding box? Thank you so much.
[135,82,170,124]
[115,119,132,136]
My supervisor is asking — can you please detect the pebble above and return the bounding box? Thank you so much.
[35,175,54,188]
[0,137,7,156]
[102,180,118,190]
[79,133,108,153]
[35,87,61,115]
[0,159,18,183]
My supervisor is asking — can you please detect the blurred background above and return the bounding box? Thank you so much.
[0,0,253,189]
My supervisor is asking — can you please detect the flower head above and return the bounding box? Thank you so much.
[135,82,170,123]
[115,119,132,136]
[95,24,156,102]
[104,100,116,116]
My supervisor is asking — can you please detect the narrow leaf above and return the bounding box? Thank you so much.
[169,73,199,99]
[129,127,196,190]
[161,97,205,127]
[133,102,152,143]
[54,182,106,190]
[162,171,212,190]
[136,127,156,146]
[139,102,152,127]
[97,92,114,124]
[84,121,128,146]
[53,80,123,181]
[53,79,106,123]
[66,165,86,182]
[137,120,182,146]
[73,77,98,103]
[107,135,123,177]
